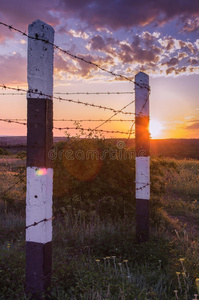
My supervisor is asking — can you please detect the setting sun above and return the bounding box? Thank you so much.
[150,120,164,138]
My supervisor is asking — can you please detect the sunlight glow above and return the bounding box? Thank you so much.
[150,119,164,138]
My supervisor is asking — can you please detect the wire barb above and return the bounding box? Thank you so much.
[136,183,150,191]
[26,217,55,230]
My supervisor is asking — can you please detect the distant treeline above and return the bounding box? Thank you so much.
[150,139,199,160]
[0,136,199,159]
[97,138,199,160]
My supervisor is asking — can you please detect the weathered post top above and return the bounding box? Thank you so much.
[28,19,54,98]
[135,71,149,85]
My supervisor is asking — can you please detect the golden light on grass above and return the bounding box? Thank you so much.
[149,119,164,138]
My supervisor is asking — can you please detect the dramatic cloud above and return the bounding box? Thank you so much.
[0,0,198,79]
[166,66,187,75]
[90,35,106,50]
[188,57,198,65]
[162,57,179,67]
[54,52,114,80]
[0,0,60,29]
[185,122,199,130]
[59,0,199,30]
[182,17,199,33]
[1,0,198,33]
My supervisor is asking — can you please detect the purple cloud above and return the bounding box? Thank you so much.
[1,0,198,32]
[0,0,60,31]
[185,122,199,130]
[59,0,199,29]
[162,57,179,67]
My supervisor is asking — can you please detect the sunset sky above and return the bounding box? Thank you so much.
[0,0,198,139]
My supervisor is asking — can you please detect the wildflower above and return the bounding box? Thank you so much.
[179,258,185,262]
[195,278,199,284]
[7,243,10,249]
[95,259,100,267]
[176,272,180,282]
[179,258,186,273]
[106,257,110,266]
[196,278,199,294]
[174,290,178,300]
[176,272,181,290]
[181,272,187,285]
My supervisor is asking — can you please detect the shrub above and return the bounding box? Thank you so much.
[0,147,10,155]
[53,139,135,220]
[53,139,177,221]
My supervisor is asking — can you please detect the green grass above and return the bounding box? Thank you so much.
[0,155,199,299]
[159,158,199,222]
[163,158,199,198]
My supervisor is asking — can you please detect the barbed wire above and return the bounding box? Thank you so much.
[1,178,147,231]
[139,95,149,115]
[0,178,24,198]
[54,126,134,135]
[0,22,150,90]
[93,100,134,131]
[0,85,149,118]
[0,85,135,115]
[0,93,26,96]
[0,118,27,126]
[0,91,134,96]
[26,217,55,230]
[2,118,134,122]
[135,183,150,191]
[0,118,135,135]
[127,121,135,141]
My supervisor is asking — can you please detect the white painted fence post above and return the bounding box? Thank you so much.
[135,72,150,243]
[26,19,54,297]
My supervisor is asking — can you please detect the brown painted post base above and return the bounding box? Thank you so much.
[26,241,52,299]
[136,199,150,243]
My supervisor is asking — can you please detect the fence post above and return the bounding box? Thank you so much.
[26,19,54,297]
[135,71,150,243]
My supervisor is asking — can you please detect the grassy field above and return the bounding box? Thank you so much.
[0,152,199,299]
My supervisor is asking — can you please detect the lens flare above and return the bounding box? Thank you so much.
[36,168,47,176]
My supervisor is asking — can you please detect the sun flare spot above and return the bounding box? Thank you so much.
[36,168,47,176]
[150,120,164,138]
